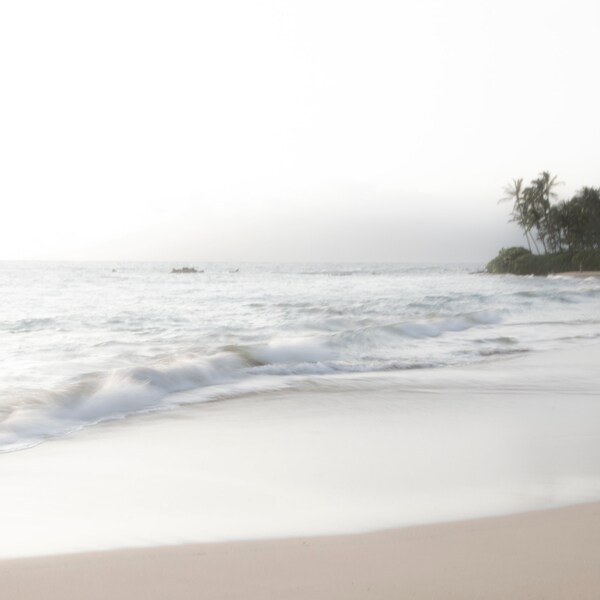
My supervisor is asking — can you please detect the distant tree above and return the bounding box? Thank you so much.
[492,177,600,274]
[526,172,561,253]
[564,187,600,250]
[500,178,537,254]
[501,172,561,254]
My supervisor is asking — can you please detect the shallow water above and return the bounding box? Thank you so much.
[2,262,600,452]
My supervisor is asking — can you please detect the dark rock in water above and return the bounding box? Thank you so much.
[171,267,202,274]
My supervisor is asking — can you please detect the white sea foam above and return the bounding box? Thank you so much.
[0,353,245,452]
[0,312,507,451]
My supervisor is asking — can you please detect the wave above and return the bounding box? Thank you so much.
[0,310,506,452]
[330,310,502,345]
[301,270,364,277]
[2,317,57,333]
[478,347,529,357]
[0,353,246,453]
[298,265,462,277]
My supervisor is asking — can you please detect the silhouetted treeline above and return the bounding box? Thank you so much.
[501,172,600,254]
[487,172,600,275]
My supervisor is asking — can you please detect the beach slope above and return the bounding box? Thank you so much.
[2,502,600,600]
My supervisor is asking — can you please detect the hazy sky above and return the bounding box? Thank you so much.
[1,0,598,262]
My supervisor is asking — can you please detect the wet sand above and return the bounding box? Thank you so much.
[2,502,600,600]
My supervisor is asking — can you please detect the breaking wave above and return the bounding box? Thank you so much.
[0,310,503,452]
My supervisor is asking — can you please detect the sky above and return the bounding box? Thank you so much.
[1,0,598,262]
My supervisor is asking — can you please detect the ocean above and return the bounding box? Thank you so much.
[2,262,600,557]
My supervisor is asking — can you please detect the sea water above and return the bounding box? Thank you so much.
[2,261,599,452]
[1,262,600,557]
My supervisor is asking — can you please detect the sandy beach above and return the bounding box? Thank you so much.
[3,0,599,592]
[2,267,600,598]
[2,501,600,599]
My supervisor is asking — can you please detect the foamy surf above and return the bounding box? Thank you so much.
[0,312,503,452]
[1,262,600,452]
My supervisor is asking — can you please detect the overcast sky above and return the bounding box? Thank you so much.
[1,0,598,262]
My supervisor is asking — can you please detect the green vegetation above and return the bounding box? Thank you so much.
[486,246,600,275]
[487,172,600,275]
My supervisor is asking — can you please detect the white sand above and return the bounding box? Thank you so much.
[2,502,600,599]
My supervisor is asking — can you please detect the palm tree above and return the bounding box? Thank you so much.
[520,172,561,254]
[500,177,540,254]
[500,178,534,253]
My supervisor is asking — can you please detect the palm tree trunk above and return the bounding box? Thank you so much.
[529,229,541,254]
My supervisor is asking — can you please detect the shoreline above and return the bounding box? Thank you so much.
[2,501,600,599]
[2,341,600,559]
